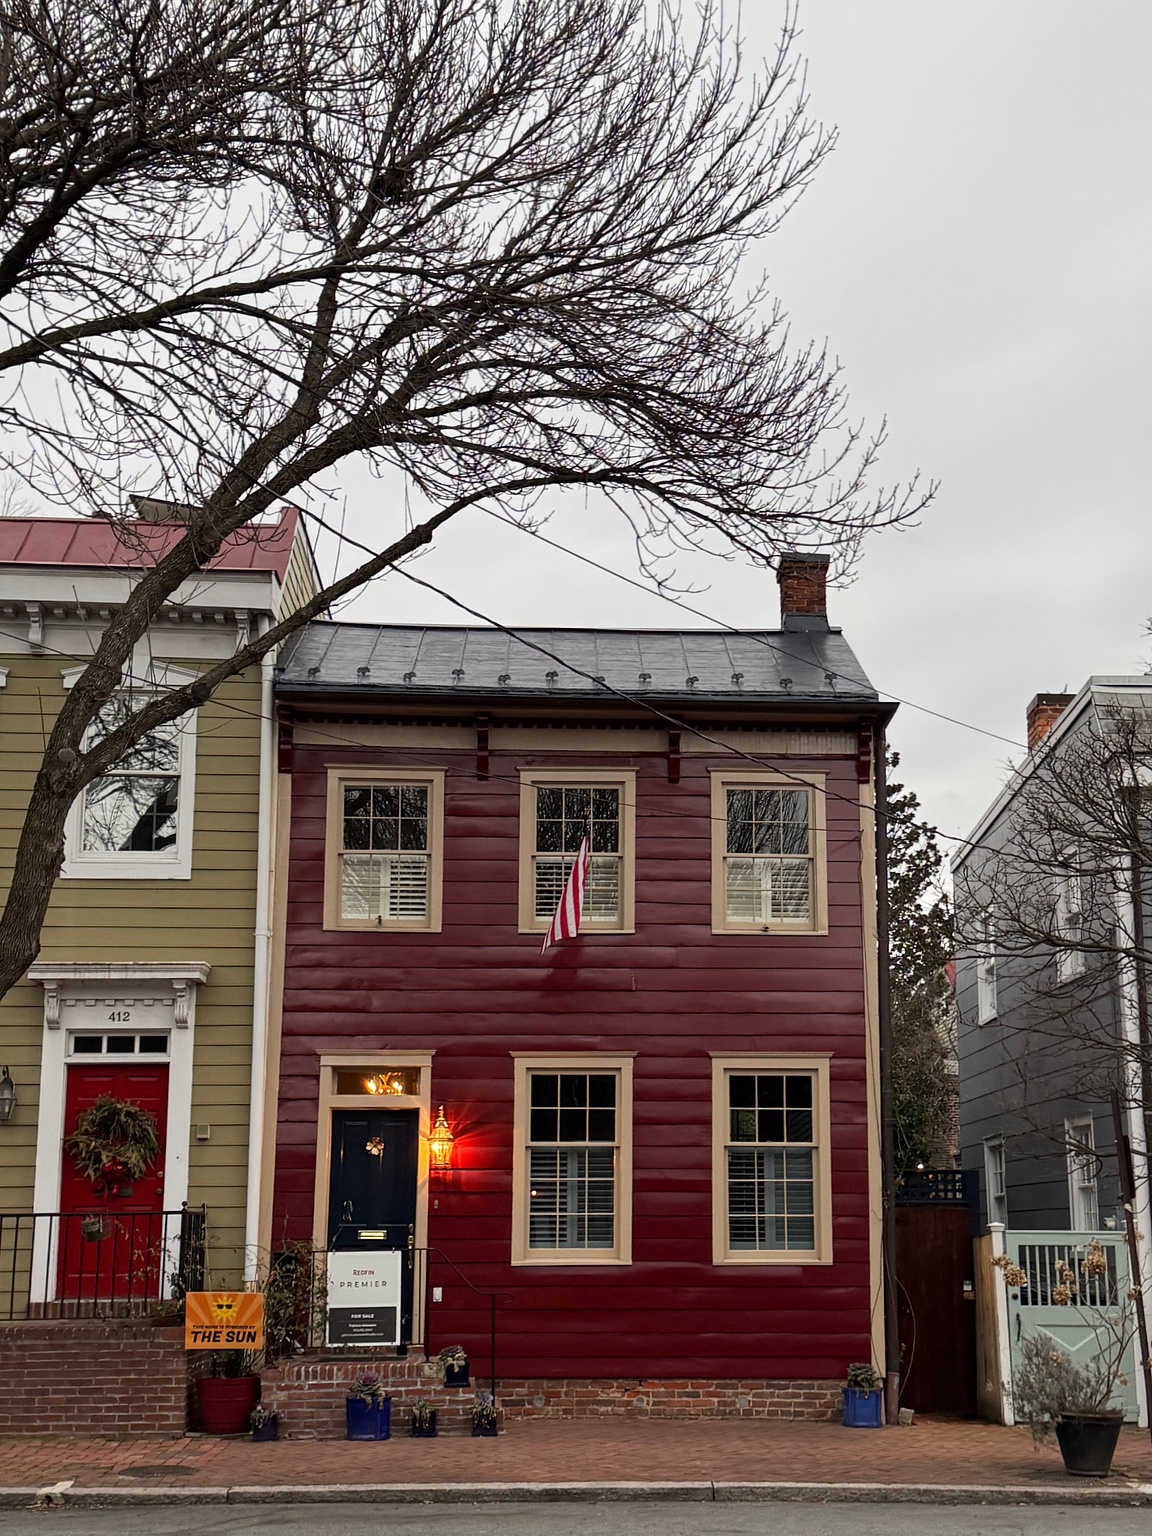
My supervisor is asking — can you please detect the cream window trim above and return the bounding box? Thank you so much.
[511,1052,634,1266]
[323,767,445,933]
[711,1053,833,1266]
[517,768,636,935]
[709,769,828,936]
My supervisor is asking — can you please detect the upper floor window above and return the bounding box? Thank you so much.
[710,771,827,934]
[63,686,196,880]
[1054,857,1085,984]
[976,914,998,1023]
[518,770,635,934]
[712,1055,832,1264]
[324,769,444,932]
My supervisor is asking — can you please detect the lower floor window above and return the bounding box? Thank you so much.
[713,1056,830,1263]
[513,1057,633,1264]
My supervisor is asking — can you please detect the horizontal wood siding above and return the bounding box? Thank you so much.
[275,735,875,1380]
[0,657,260,1284]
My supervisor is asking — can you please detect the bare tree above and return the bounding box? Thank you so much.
[0,0,930,995]
[954,699,1152,1174]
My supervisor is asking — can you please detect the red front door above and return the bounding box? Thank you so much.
[57,1064,168,1303]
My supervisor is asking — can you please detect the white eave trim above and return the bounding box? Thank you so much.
[950,677,1152,872]
[28,961,211,985]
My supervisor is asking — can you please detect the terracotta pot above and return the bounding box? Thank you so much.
[196,1375,260,1436]
[1055,1412,1124,1477]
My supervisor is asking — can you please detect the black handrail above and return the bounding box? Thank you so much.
[419,1246,514,1408]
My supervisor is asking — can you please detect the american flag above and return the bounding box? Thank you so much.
[541,835,589,953]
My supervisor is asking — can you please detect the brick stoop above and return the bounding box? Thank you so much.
[0,1320,187,1437]
[261,1354,839,1439]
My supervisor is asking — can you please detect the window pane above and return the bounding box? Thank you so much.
[756,1076,785,1107]
[728,1147,815,1251]
[730,1108,757,1141]
[724,856,811,925]
[536,784,620,857]
[530,1074,559,1106]
[530,1108,558,1141]
[729,1075,756,1108]
[528,1147,615,1249]
[107,1034,135,1053]
[87,697,179,774]
[757,1109,785,1142]
[588,1075,616,1108]
[71,1035,103,1054]
[558,1108,587,1141]
[340,853,428,920]
[371,785,399,816]
[559,1075,588,1108]
[138,1035,169,1054]
[533,854,620,921]
[82,776,178,853]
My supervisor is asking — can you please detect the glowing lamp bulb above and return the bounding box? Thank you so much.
[428,1106,455,1173]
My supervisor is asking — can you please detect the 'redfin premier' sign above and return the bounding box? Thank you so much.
[185,1291,264,1350]
[327,1250,403,1347]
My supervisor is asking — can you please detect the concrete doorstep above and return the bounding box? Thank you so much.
[6,1479,1152,1510]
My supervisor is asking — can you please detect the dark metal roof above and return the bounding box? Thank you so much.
[277,622,879,704]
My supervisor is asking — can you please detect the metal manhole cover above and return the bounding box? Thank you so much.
[119,1465,194,1478]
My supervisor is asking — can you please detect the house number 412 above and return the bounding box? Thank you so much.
[108,1011,132,1023]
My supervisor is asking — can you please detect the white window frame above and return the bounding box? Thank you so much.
[1055,855,1086,984]
[323,767,445,933]
[60,665,198,881]
[984,1137,1007,1225]
[976,914,998,1024]
[711,1053,833,1266]
[511,1053,634,1266]
[1066,1115,1099,1231]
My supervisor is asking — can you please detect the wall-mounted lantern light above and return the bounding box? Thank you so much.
[0,1067,16,1123]
[427,1105,455,1173]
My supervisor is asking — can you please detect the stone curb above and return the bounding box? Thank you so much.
[3,1480,1152,1509]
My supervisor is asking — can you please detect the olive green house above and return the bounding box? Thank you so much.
[0,505,316,1312]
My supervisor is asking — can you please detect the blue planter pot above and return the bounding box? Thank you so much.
[842,1388,883,1428]
[345,1397,391,1440]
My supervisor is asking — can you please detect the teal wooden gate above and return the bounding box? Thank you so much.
[1004,1230,1140,1423]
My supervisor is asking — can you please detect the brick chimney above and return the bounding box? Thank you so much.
[1026,692,1073,752]
[777,552,830,631]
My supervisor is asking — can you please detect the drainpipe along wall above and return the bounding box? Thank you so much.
[875,727,900,1423]
[243,623,276,1281]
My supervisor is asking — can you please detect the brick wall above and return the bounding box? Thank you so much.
[262,1353,840,1438]
[0,1320,187,1437]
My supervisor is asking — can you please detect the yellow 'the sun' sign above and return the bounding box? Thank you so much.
[185,1291,264,1350]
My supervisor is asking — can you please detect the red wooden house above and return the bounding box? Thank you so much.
[264,555,891,1418]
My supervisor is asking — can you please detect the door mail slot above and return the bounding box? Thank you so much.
[358,1229,385,1240]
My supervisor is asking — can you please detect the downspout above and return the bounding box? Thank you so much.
[244,620,276,1282]
[875,726,901,1423]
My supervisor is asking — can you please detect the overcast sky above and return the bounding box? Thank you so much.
[318,1,1152,849]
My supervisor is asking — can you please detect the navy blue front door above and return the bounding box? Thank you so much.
[328,1109,419,1338]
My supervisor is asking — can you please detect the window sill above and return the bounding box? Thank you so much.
[61,860,192,881]
[323,919,442,934]
[711,924,828,938]
[713,1252,832,1267]
[511,1252,632,1267]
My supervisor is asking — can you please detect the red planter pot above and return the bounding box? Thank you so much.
[196,1375,260,1436]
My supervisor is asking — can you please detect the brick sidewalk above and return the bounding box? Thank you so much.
[0,1417,1150,1493]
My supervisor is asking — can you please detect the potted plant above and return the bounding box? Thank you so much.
[842,1363,883,1428]
[250,1403,280,1442]
[471,1393,498,1438]
[346,1374,391,1440]
[409,1400,438,1438]
[438,1344,470,1388]
[196,1351,261,1436]
[994,1243,1132,1477]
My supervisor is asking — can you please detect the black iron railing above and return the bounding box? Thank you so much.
[0,1205,207,1320]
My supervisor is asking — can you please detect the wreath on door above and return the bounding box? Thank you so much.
[64,1094,161,1198]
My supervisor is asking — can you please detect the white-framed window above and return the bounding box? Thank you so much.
[1055,856,1085,984]
[511,1054,634,1264]
[518,771,635,934]
[976,914,998,1024]
[1066,1116,1099,1231]
[62,673,197,881]
[710,771,827,934]
[711,1055,832,1264]
[984,1137,1008,1225]
[323,768,445,932]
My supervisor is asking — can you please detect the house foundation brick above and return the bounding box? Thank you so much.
[0,1320,187,1437]
[261,1353,840,1438]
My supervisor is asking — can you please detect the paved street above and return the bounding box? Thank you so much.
[5,1504,1152,1536]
